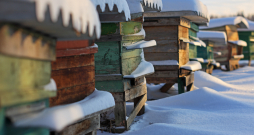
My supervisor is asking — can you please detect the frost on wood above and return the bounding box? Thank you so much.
[197,31,227,45]
[149,60,179,65]
[13,90,115,131]
[228,40,247,46]
[35,0,101,38]
[91,0,131,21]
[180,61,202,71]
[161,0,209,20]
[124,50,154,78]
[238,20,254,31]
[43,79,57,91]
[200,16,249,30]
[125,40,156,50]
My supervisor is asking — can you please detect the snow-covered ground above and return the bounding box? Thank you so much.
[99,66,254,135]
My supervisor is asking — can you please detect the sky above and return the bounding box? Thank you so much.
[200,0,254,16]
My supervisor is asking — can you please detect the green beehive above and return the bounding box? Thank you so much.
[95,0,160,131]
[238,20,254,65]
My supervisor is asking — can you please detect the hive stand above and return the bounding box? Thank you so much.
[197,40,214,74]
[0,24,56,135]
[238,31,254,66]
[143,17,196,93]
[203,25,245,71]
[95,21,148,131]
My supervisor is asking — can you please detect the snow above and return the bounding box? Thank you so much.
[197,31,227,45]
[98,67,254,135]
[149,60,179,65]
[89,43,98,48]
[14,90,115,131]
[200,16,249,30]
[228,40,247,46]
[131,28,146,37]
[189,58,204,63]
[214,52,222,55]
[238,20,254,32]
[161,0,209,20]
[126,0,163,14]
[180,61,202,71]
[125,40,156,50]
[124,50,154,79]
[239,60,254,67]
[189,36,206,47]
[35,0,101,38]
[43,79,57,91]
[91,0,131,21]
[233,54,244,59]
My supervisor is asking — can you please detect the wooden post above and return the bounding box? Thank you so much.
[178,77,185,94]
[159,83,175,93]
[249,58,251,66]
[114,100,127,128]
[134,95,145,116]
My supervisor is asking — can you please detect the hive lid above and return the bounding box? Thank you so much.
[238,20,254,32]
[197,31,227,45]
[200,16,249,30]
[144,0,209,25]
[0,0,101,40]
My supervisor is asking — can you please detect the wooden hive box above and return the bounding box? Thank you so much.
[142,0,210,93]
[238,20,254,66]
[200,17,249,71]
[94,0,160,131]
[0,0,114,135]
[188,22,214,74]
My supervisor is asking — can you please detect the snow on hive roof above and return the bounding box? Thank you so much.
[124,40,156,50]
[126,0,162,14]
[36,0,101,38]
[13,90,115,131]
[228,40,247,46]
[91,0,131,21]
[161,0,209,21]
[238,20,254,32]
[200,16,249,30]
[197,31,227,45]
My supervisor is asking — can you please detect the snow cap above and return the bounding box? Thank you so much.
[200,16,249,30]
[228,40,247,47]
[161,0,209,22]
[126,0,162,14]
[35,0,101,38]
[197,31,227,45]
[91,0,131,21]
[238,20,254,32]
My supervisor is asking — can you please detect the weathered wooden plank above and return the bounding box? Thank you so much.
[56,47,98,57]
[125,83,147,101]
[160,83,175,93]
[0,24,56,61]
[146,71,178,78]
[144,52,179,61]
[153,65,179,71]
[96,35,122,42]
[184,73,194,86]
[178,25,189,39]
[122,56,142,75]
[95,74,122,81]
[115,101,127,128]
[99,12,127,23]
[52,54,94,70]
[144,25,178,42]
[0,54,51,91]
[126,94,147,128]
[130,76,145,86]
[95,80,124,92]
[51,66,95,90]
[56,40,91,50]
[56,114,100,135]
[111,92,125,102]
[144,17,190,28]
[226,30,239,41]
[100,23,119,35]
[134,95,145,116]
[122,48,142,59]
[95,41,121,75]
[146,77,178,84]
[120,22,142,35]
[143,40,178,53]
[50,82,95,107]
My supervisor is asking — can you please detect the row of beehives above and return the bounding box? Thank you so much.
[1,0,254,135]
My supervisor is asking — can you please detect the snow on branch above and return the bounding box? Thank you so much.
[35,0,101,38]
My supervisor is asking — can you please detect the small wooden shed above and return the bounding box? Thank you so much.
[238,20,254,66]
[197,31,228,71]
[200,17,249,71]
[0,0,115,135]
[143,0,209,93]
[94,0,161,131]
